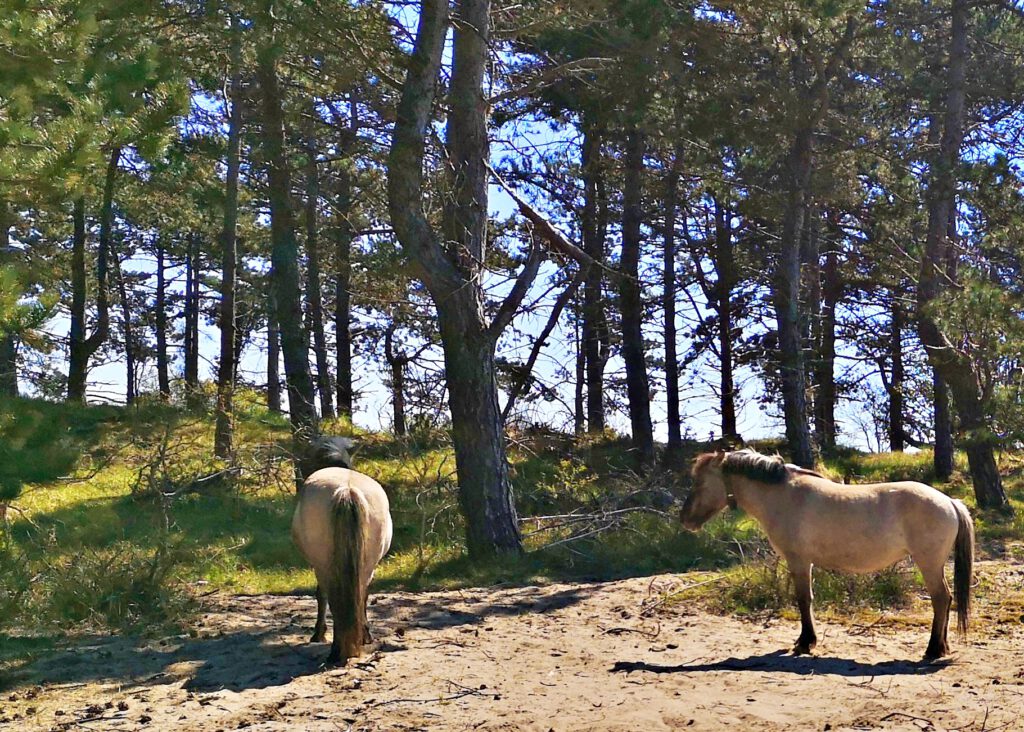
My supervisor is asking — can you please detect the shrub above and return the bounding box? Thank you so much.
[703,558,917,616]
[10,530,200,634]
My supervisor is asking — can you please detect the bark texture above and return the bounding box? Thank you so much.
[388,0,524,555]
[67,147,119,402]
[257,47,318,448]
[619,129,654,467]
[215,22,243,457]
[915,0,1009,509]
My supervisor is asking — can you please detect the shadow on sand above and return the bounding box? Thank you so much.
[7,583,601,695]
[610,649,951,677]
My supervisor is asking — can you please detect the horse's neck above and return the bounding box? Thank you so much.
[730,475,786,528]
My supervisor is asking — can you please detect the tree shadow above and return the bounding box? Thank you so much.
[610,649,951,677]
[8,583,601,695]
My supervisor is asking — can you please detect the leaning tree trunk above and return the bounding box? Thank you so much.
[155,242,171,401]
[67,147,119,402]
[388,0,523,555]
[257,46,318,451]
[713,196,739,442]
[663,144,682,456]
[215,20,243,458]
[774,127,816,468]
[619,128,654,468]
[304,106,335,420]
[580,125,606,433]
[916,0,1009,509]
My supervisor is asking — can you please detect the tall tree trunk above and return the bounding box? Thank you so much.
[67,147,119,402]
[663,145,682,455]
[774,127,816,468]
[713,196,739,442]
[933,370,955,479]
[814,243,839,450]
[580,125,606,433]
[619,129,654,467]
[215,21,243,457]
[112,253,136,405]
[384,325,407,437]
[888,296,905,452]
[334,98,357,420]
[388,0,522,555]
[267,288,282,413]
[916,0,1008,509]
[155,242,170,401]
[183,233,201,405]
[257,46,318,448]
[0,200,16,397]
[304,104,335,420]
[574,307,585,435]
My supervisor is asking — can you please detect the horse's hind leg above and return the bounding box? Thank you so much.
[311,583,327,643]
[917,557,952,660]
[362,592,372,645]
[790,561,817,655]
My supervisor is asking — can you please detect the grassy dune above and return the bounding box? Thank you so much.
[2,396,1023,662]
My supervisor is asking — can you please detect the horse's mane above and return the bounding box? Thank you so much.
[693,448,827,484]
[721,449,788,483]
[309,436,356,470]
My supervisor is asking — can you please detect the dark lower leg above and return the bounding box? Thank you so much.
[925,588,952,659]
[791,565,817,654]
[311,584,327,643]
[362,594,373,644]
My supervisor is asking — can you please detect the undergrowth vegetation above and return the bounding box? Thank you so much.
[2,396,1023,654]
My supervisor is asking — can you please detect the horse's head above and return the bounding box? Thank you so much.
[680,451,729,531]
[307,435,357,471]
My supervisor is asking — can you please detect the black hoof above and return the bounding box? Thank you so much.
[924,644,949,661]
[793,638,817,655]
[324,650,346,667]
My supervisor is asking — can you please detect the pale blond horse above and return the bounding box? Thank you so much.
[292,437,393,664]
[681,449,974,660]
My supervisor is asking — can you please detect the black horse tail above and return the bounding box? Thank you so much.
[951,498,974,637]
[330,489,368,660]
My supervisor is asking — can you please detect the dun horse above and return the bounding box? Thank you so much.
[681,449,974,660]
[292,437,393,664]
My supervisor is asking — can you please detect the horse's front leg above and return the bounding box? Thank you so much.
[790,561,817,655]
[311,583,327,643]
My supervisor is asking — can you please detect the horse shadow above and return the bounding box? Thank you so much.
[610,649,951,677]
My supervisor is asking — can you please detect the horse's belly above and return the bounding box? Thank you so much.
[808,539,909,574]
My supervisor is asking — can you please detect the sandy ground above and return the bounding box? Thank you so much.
[3,566,1024,732]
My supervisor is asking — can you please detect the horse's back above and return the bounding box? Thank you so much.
[782,476,960,573]
[293,468,393,573]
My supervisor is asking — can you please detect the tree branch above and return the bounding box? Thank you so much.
[487,240,545,341]
[387,0,464,296]
[502,264,587,421]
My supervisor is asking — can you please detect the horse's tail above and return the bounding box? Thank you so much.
[951,498,975,637]
[331,488,369,660]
